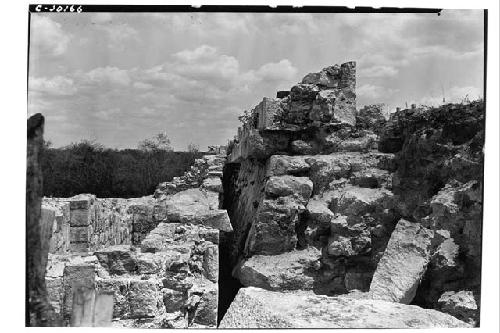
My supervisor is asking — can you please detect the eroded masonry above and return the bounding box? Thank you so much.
[40,62,484,328]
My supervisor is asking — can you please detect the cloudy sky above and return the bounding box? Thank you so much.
[28,10,484,150]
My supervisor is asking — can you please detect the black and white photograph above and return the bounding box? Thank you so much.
[12,0,499,331]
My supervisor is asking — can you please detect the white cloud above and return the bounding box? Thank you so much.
[358,84,398,99]
[255,59,298,82]
[133,82,153,90]
[31,15,71,56]
[92,13,113,23]
[29,75,76,95]
[82,66,131,86]
[100,23,138,43]
[360,65,398,78]
[170,45,240,87]
[95,108,120,120]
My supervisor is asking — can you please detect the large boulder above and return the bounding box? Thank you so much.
[369,219,434,304]
[220,287,470,328]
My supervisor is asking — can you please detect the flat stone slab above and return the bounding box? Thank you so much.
[220,287,470,328]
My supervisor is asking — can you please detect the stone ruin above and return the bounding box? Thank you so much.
[220,61,483,328]
[34,62,484,328]
[42,154,229,328]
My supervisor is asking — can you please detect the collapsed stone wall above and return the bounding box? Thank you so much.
[43,153,229,328]
[221,62,484,327]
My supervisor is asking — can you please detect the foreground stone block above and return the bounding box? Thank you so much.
[220,287,469,328]
[369,219,434,304]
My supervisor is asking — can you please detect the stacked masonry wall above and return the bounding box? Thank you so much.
[43,154,227,328]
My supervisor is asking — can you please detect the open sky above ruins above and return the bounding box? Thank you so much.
[28,10,484,150]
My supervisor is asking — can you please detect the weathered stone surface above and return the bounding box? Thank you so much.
[220,287,470,328]
[128,279,163,318]
[256,97,282,130]
[187,282,218,327]
[265,175,313,201]
[369,219,434,304]
[234,247,321,291]
[437,290,478,325]
[356,104,387,134]
[95,245,137,275]
[201,177,223,193]
[244,197,304,255]
[96,277,130,318]
[290,140,315,154]
[306,197,334,229]
[165,189,232,232]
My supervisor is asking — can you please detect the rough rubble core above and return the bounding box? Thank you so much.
[43,151,228,328]
[222,62,483,328]
[40,62,484,328]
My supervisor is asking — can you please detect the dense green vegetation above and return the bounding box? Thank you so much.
[40,140,203,198]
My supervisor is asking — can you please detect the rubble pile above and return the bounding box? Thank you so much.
[221,62,483,328]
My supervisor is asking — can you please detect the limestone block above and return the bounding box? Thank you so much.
[70,226,91,243]
[437,290,478,325]
[96,277,130,318]
[265,175,313,201]
[369,219,434,304]
[188,282,218,327]
[256,97,282,130]
[306,198,334,229]
[202,177,223,193]
[70,242,90,252]
[202,244,219,282]
[244,197,303,255]
[128,279,163,319]
[234,247,321,291]
[94,245,137,275]
[332,185,394,216]
[63,264,96,320]
[266,155,310,177]
[162,288,187,313]
[70,209,92,227]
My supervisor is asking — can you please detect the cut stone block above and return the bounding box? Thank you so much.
[234,247,321,291]
[369,219,434,304]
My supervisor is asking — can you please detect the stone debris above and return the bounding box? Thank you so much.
[219,287,470,328]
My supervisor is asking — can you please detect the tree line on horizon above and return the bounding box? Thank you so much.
[40,133,203,198]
